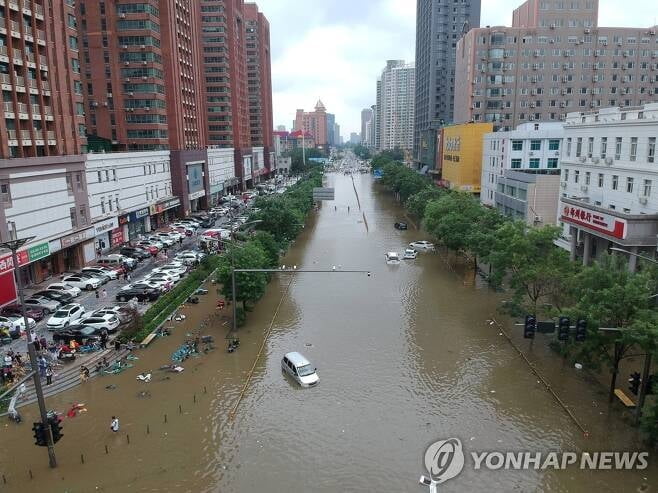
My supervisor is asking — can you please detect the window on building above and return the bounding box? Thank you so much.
[0,182,10,203]
[529,158,540,168]
[576,137,582,157]
[612,175,619,190]
[587,137,594,155]
[97,171,102,183]
[585,172,591,185]
[100,199,105,214]
[512,140,523,151]
[574,170,580,183]
[79,207,87,225]
[566,138,572,156]
[548,139,560,151]
[626,177,634,193]
[75,173,83,190]
[600,137,607,158]
[630,137,638,161]
[547,158,558,168]
[66,173,73,193]
[563,169,569,181]
[105,170,110,181]
[511,158,522,169]
[615,137,622,160]
[530,140,541,151]
[113,169,117,181]
[598,173,604,187]
[70,207,77,229]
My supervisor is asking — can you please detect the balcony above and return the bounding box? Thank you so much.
[12,48,22,60]
[25,52,34,63]
[41,80,49,91]
[7,130,16,140]
[3,101,13,112]
[46,130,55,140]
[31,103,40,114]
[38,54,46,66]
[10,20,20,34]
[0,45,8,56]
[16,102,28,113]
[14,75,24,86]
[36,30,45,42]
[43,106,52,115]
[34,4,44,18]
[20,129,31,140]
[0,73,10,85]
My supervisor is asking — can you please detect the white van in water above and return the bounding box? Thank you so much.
[281,352,319,387]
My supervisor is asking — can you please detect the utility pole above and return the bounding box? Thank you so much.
[636,353,653,425]
[1,225,57,467]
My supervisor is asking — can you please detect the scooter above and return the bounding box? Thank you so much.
[227,338,240,353]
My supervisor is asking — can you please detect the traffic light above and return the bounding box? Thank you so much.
[32,422,46,447]
[557,316,570,342]
[49,416,63,443]
[629,372,642,395]
[524,314,537,339]
[575,318,587,342]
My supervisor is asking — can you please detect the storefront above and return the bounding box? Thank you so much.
[50,227,96,273]
[92,217,119,254]
[121,207,151,241]
[187,162,207,213]
[149,197,181,229]
[110,226,126,248]
[0,240,52,297]
[209,184,223,207]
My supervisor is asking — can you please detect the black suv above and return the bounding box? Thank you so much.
[394,222,408,230]
[115,287,160,302]
[120,246,150,260]
[52,325,99,345]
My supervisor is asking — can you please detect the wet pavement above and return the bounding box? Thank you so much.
[0,172,656,492]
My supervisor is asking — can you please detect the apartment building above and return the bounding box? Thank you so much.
[481,122,563,206]
[294,100,328,148]
[414,0,481,166]
[244,3,273,175]
[77,0,205,152]
[0,0,86,159]
[454,0,658,130]
[375,60,416,151]
[559,103,658,270]
[360,108,373,146]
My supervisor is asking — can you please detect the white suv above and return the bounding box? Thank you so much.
[47,303,87,330]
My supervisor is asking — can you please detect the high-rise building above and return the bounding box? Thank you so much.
[454,0,658,130]
[78,0,206,152]
[371,103,379,150]
[414,0,481,166]
[360,108,373,146]
[244,3,274,174]
[326,113,336,146]
[0,1,87,158]
[334,123,340,147]
[293,100,328,148]
[349,133,360,145]
[375,60,415,151]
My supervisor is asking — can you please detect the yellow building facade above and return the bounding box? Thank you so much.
[440,123,493,193]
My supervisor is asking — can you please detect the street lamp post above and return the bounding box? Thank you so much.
[0,226,57,468]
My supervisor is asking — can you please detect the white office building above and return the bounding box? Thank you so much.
[206,148,237,206]
[375,60,416,151]
[481,122,564,206]
[559,103,658,270]
[85,151,177,248]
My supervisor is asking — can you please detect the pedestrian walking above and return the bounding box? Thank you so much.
[123,271,128,282]
[115,339,122,352]
[45,365,53,385]
[33,337,41,352]
[127,272,131,282]
[110,416,119,432]
[100,329,108,349]
[178,236,183,247]
[80,365,90,383]
[95,289,100,299]
[101,288,107,300]
[38,355,47,378]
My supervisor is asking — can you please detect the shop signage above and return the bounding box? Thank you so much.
[27,242,50,262]
[187,163,205,194]
[149,197,181,215]
[60,227,95,248]
[93,217,119,236]
[0,250,28,275]
[561,205,628,240]
[189,190,205,201]
[445,136,461,152]
[110,227,125,247]
[49,238,62,254]
[118,214,130,225]
[129,208,150,222]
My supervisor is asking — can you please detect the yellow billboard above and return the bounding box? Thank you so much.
[441,123,493,193]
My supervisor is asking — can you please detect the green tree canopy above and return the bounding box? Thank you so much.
[216,241,270,308]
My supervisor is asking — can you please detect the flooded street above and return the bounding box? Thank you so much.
[1,172,656,492]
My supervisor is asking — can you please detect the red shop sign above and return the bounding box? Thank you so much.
[110,227,125,247]
[0,250,29,275]
[561,205,627,240]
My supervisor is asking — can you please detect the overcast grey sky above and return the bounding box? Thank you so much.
[254,0,654,138]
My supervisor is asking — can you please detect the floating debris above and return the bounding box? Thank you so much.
[137,390,151,399]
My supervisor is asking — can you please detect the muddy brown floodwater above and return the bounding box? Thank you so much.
[0,172,657,492]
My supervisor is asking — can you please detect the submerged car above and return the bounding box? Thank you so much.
[394,222,408,230]
[281,352,319,387]
[403,248,418,259]
[409,241,435,251]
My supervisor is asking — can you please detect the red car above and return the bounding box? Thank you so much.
[1,304,45,321]
[136,241,159,254]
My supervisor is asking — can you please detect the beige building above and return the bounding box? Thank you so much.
[454,0,658,130]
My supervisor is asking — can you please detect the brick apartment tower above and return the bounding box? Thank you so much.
[244,3,273,172]
[200,0,250,185]
[78,0,205,151]
[293,100,328,148]
[454,0,658,130]
[0,0,86,158]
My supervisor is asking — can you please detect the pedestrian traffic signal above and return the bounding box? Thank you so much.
[557,316,570,342]
[48,416,63,443]
[575,318,587,342]
[32,422,46,447]
[629,372,642,395]
[524,315,537,339]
